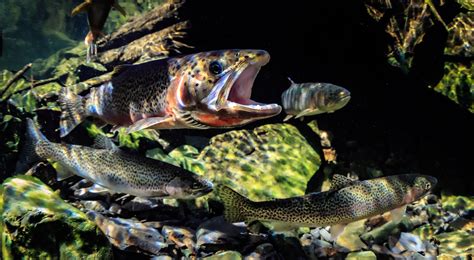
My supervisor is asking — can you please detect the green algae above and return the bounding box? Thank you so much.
[0,175,112,259]
[199,123,320,201]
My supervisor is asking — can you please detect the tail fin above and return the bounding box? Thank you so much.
[16,118,50,173]
[58,87,87,138]
[216,185,253,223]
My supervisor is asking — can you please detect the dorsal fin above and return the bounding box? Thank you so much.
[330,174,356,190]
[287,77,296,84]
[112,64,133,77]
[92,134,119,152]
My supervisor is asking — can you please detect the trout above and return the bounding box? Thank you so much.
[217,174,436,239]
[58,49,282,137]
[281,78,351,121]
[71,0,126,62]
[17,118,213,199]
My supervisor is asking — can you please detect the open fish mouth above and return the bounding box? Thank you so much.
[211,56,281,116]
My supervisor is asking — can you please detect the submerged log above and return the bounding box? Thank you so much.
[98,21,192,68]
[97,0,187,53]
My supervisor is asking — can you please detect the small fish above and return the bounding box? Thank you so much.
[58,49,282,137]
[217,174,436,240]
[281,78,351,121]
[17,118,213,199]
[71,0,126,62]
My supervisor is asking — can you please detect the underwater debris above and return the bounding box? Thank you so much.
[281,78,351,121]
[99,21,193,67]
[97,0,187,52]
[364,0,446,71]
[58,49,281,137]
[445,12,473,57]
[0,63,32,99]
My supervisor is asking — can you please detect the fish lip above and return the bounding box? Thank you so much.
[204,55,281,116]
[338,95,351,106]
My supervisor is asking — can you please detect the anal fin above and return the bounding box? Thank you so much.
[330,224,347,242]
[390,205,406,223]
[126,116,174,134]
[295,109,314,119]
[283,115,294,122]
[53,162,75,181]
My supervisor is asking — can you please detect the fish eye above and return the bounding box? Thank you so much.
[425,182,431,190]
[192,182,202,190]
[209,61,223,75]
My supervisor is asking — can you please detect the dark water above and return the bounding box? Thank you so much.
[0,0,472,258]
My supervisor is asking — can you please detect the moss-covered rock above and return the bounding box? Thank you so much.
[346,251,376,260]
[435,230,474,256]
[198,123,320,201]
[431,62,473,113]
[0,175,112,259]
[441,194,474,212]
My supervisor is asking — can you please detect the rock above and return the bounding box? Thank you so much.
[441,194,474,212]
[432,62,473,113]
[361,215,425,245]
[390,233,425,254]
[79,200,110,214]
[435,230,474,256]
[0,176,112,259]
[121,197,162,212]
[270,234,307,260]
[202,251,243,260]
[161,225,195,252]
[345,251,376,260]
[198,123,320,200]
[244,243,277,259]
[87,211,168,256]
[319,227,333,242]
[196,216,249,252]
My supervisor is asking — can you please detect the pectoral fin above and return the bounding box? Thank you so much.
[390,205,406,223]
[53,163,75,181]
[126,116,175,133]
[295,109,314,119]
[71,2,91,16]
[113,3,126,16]
[330,224,347,241]
[283,115,294,122]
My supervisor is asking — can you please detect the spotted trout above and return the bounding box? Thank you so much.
[281,78,351,121]
[59,49,282,137]
[17,118,213,199]
[71,0,126,62]
[217,174,436,239]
